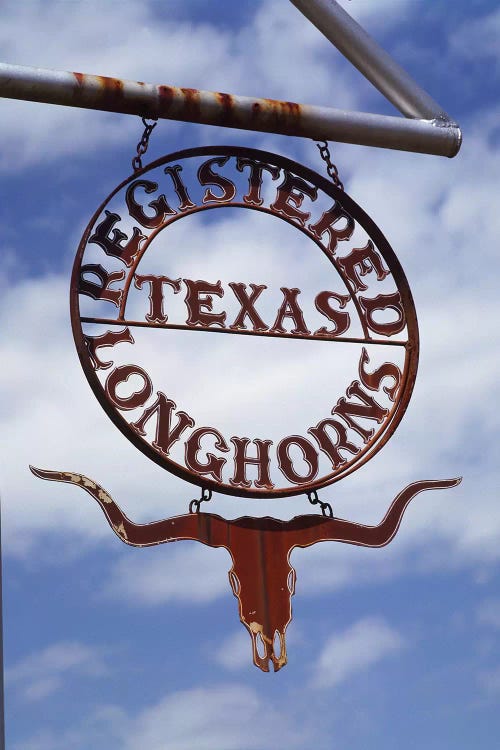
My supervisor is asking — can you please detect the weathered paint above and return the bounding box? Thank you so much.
[30,467,462,672]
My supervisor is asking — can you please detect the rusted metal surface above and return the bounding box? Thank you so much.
[0,63,461,156]
[71,146,420,499]
[30,467,462,672]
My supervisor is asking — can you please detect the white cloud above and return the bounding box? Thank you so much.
[12,706,126,750]
[212,630,250,671]
[6,641,107,702]
[2,110,500,583]
[336,0,416,28]
[103,544,231,605]
[310,616,404,689]
[0,0,363,172]
[450,8,500,64]
[16,684,310,750]
[124,684,306,750]
[1,4,499,613]
[3,4,500,750]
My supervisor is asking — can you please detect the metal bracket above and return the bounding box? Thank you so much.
[0,1,460,157]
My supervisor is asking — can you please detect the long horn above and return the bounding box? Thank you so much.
[29,466,230,548]
[30,468,461,550]
[286,477,462,549]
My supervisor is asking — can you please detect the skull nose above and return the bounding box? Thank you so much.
[246,622,289,672]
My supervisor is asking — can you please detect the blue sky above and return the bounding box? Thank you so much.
[1,0,500,748]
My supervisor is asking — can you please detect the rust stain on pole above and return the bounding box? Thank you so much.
[0,62,461,155]
[57,70,305,134]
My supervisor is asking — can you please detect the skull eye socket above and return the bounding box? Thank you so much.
[229,571,240,595]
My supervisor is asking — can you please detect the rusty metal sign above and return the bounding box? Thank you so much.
[70,146,419,498]
[32,145,460,672]
[31,467,461,672]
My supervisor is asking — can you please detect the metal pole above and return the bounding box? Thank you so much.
[0,63,461,157]
[0,501,5,750]
[289,0,451,121]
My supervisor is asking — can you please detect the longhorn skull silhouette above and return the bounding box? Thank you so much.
[30,467,460,672]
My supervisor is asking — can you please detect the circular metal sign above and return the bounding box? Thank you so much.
[71,146,418,499]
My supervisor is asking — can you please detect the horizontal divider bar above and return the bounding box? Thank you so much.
[80,316,408,346]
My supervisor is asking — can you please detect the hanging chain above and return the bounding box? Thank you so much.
[311,139,341,516]
[315,140,344,191]
[307,490,333,518]
[189,488,213,514]
[132,116,158,172]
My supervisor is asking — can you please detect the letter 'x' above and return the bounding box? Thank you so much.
[229,283,268,331]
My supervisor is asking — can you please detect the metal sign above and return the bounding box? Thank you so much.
[70,146,418,498]
[31,467,461,672]
[33,145,460,672]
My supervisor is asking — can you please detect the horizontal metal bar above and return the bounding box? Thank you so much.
[0,63,461,157]
[80,316,408,346]
[290,0,451,122]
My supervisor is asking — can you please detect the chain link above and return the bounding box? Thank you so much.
[306,490,334,518]
[315,140,344,191]
[132,116,158,172]
[189,488,213,514]
[310,140,342,517]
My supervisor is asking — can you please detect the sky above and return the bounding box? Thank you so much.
[1,0,500,747]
